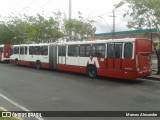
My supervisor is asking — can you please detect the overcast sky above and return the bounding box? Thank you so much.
[0,0,132,33]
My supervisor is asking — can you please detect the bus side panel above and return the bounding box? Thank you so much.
[121,59,137,79]
[56,64,86,73]
[17,60,50,69]
[40,63,50,69]
[98,69,122,78]
[121,71,137,80]
[18,61,31,66]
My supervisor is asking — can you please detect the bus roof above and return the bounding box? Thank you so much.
[56,38,137,45]
[0,45,4,47]
[12,38,151,46]
[12,43,50,47]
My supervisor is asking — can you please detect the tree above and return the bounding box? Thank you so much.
[115,0,160,74]
[0,22,14,44]
[0,13,64,44]
[0,11,95,43]
[26,14,64,43]
[63,12,96,41]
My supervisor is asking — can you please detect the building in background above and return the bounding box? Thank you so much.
[94,29,159,43]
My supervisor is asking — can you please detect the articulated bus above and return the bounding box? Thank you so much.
[10,38,152,80]
[0,44,12,62]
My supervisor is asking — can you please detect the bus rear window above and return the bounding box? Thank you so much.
[124,43,133,59]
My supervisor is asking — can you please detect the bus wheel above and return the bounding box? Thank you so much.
[15,59,18,65]
[87,66,97,78]
[35,61,41,69]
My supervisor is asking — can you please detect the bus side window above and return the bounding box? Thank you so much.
[79,45,85,57]
[58,46,62,56]
[14,47,19,54]
[41,46,48,55]
[62,46,66,56]
[68,45,78,57]
[58,46,66,56]
[91,45,96,57]
[20,47,24,55]
[34,46,40,55]
[25,47,27,55]
[29,46,34,55]
[79,45,91,57]
[86,45,91,57]
[0,47,3,53]
[97,44,105,58]
[115,44,122,58]
[124,43,133,59]
[107,43,114,58]
[10,48,13,56]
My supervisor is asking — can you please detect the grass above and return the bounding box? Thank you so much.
[0,108,22,120]
[0,117,20,120]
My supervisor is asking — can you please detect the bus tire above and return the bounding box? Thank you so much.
[35,61,41,69]
[87,66,97,78]
[15,59,18,65]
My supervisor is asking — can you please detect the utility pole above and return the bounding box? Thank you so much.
[113,9,115,39]
[69,0,72,41]
[69,0,71,19]
[110,9,116,39]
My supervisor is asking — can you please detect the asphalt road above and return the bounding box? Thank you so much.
[0,63,160,120]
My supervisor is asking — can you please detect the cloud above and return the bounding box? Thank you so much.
[94,10,133,33]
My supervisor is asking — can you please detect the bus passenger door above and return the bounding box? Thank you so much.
[19,47,25,61]
[114,43,122,70]
[58,46,66,65]
[66,45,79,71]
[107,43,114,69]
[106,43,122,78]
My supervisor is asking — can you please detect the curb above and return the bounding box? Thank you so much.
[144,76,160,81]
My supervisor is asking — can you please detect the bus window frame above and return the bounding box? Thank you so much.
[91,44,106,58]
[20,47,24,55]
[0,47,3,53]
[68,45,79,57]
[107,43,114,58]
[79,44,91,57]
[122,42,135,59]
[14,46,19,54]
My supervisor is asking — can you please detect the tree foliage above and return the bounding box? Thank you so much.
[115,0,160,30]
[1,13,64,44]
[0,22,14,44]
[115,0,160,74]
[0,12,96,44]
[63,12,96,41]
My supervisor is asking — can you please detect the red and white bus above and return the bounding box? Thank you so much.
[10,38,152,80]
[10,43,50,69]
[0,44,12,62]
